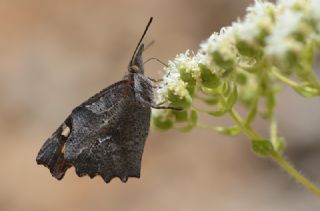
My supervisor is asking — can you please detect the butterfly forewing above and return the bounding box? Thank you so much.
[37,18,157,183]
[36,79,151,183]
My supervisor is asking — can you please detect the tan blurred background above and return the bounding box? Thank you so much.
[1,0,320,210]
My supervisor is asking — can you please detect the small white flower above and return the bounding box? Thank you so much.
[200,27,235,55]
[277,0,308,10]
[234,21,260,43]
[200,26,237,75]
[155,51,199,104]
[265,9,303,57]
[310,0,320,19]
[174,50,202,80]
[247,0,274,14]
[152,0,320,130]
[167,80,189,99]
[234,0,275,43]
[310,0,320,32]
[155,62,179,103]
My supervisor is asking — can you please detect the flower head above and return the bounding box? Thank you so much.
[152,0,320,131]
[200,27,237,72]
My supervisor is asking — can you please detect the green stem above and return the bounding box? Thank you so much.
[196,123,221,132]
[229,109,261,139]
[229,108,320,197]
[244,94,259,126]
[271,69,320,96]
[271,152,320,196]
[192,105,212,114]
[270,116,278,150]
[271,68,300,88]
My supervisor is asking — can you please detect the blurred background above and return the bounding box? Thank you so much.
[0,0,320,210]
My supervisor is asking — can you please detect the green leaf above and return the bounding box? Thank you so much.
[173,110,188,122]
[274,137,286,154]
[221,67,233,78]
[293,85,320,97]
[225,85,238,110]
[212,51,234,69]
[152,117,174,131]
[215,126,240,135]
[235,39,258,58]
[200,86,220,96]
[168,90,192,109]
[186,84,196,96]
[245,98,258,125]
[296,43,314,82]
[190,109,198,125]
[204,97,219,105]
[175,109,198,132]
[251,140,275,156]
[236,72,248,85]
[222,82,232,96]
[242,59,267,73]
[208,109,227,117]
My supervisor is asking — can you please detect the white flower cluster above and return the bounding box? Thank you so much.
[265,10,303,56]
[153,0,320,129]
[156,50,201,104]
[200,27,237,75]
[310,0,320,43]
[234,0,275,47]
[156,0,320,100]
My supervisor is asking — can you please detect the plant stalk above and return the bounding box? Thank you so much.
[229,109,320,196]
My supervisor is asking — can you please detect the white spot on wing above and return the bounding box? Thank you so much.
[61,124,71,137]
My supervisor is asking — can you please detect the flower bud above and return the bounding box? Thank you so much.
[173,110,189,122]
[168,89,192,109]
[199,63,221,89]
[152,110,174,130]
[235,38,263,58]
[179,66,196,95]
[212,51,235,70]
[236,72,248,85]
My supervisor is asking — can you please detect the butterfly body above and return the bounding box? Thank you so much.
[36,44,155,183]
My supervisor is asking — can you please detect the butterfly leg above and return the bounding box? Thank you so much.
[151,104,182,110]
[148,77,163,83]
[151,101,182,110]
[144,77,163,89]
[139,97,182,110]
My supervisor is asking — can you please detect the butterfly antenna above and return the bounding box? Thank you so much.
[130,17,153,64]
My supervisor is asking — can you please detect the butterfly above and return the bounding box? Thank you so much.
[36,17,176,183]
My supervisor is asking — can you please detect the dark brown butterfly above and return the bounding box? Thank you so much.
[36,17,175,183]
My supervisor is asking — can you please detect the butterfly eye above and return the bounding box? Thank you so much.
[130,65,140,73]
